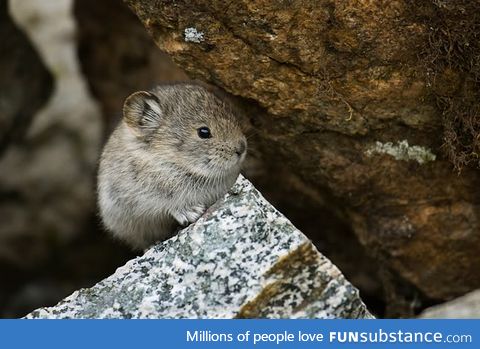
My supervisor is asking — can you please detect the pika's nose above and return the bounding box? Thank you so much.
[235,139,247,157]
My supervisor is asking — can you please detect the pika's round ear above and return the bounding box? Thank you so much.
[123,91,163,133]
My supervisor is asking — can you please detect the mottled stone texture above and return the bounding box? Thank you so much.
[27,176,372,319]
[74,0,187,134]
[124,0,480,303]
[420,290,480,319]
[0,1,53,155]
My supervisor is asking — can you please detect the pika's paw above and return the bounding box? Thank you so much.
[171,205,206,226]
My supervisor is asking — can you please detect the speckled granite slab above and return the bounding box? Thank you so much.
[27,176,373,319]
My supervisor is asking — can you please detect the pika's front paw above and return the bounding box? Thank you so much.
[171,205,206,226]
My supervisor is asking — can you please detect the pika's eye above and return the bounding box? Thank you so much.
[197,126,212,139]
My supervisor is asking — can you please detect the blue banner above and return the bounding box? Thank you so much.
[1,319,477,349]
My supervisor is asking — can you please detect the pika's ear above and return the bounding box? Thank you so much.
[123,91,163,133]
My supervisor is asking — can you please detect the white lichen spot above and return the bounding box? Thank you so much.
[365,140,436,165]
[267,33,277,41]
[184,27,204,43]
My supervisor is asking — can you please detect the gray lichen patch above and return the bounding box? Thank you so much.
[184,27,204,43]
[26,176,372,319]
[365,140,436,164]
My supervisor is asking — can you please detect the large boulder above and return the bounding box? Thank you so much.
[124,0,480,305]
[420,290,480,319]
[27,176,372,319]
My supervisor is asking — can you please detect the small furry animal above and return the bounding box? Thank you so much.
[97,84,247,250]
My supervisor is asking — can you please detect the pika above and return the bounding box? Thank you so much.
[97,84,247,250]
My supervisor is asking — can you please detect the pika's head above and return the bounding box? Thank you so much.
[123,84,247,177]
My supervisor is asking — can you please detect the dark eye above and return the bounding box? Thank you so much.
[197,126,211,139]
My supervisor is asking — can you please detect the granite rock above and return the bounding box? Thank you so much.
[420,290,480,319]
[27,176,372,319]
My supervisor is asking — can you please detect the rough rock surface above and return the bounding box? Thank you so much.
[27,176,372,319]
[71,0,380,315]
[420,290,480,319]
[124,0,480,303]
[0,1,53,155]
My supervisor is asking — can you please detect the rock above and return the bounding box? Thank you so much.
[74,0,381,315]
[26,176,372,319]
[0,1,53,155]
[0,1,117,318]
[420,290,480,319]
[0,0,102,267]
[124,0,480,304]
[74,0,188,135]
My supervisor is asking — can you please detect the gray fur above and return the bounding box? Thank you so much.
[97,84,247,250]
